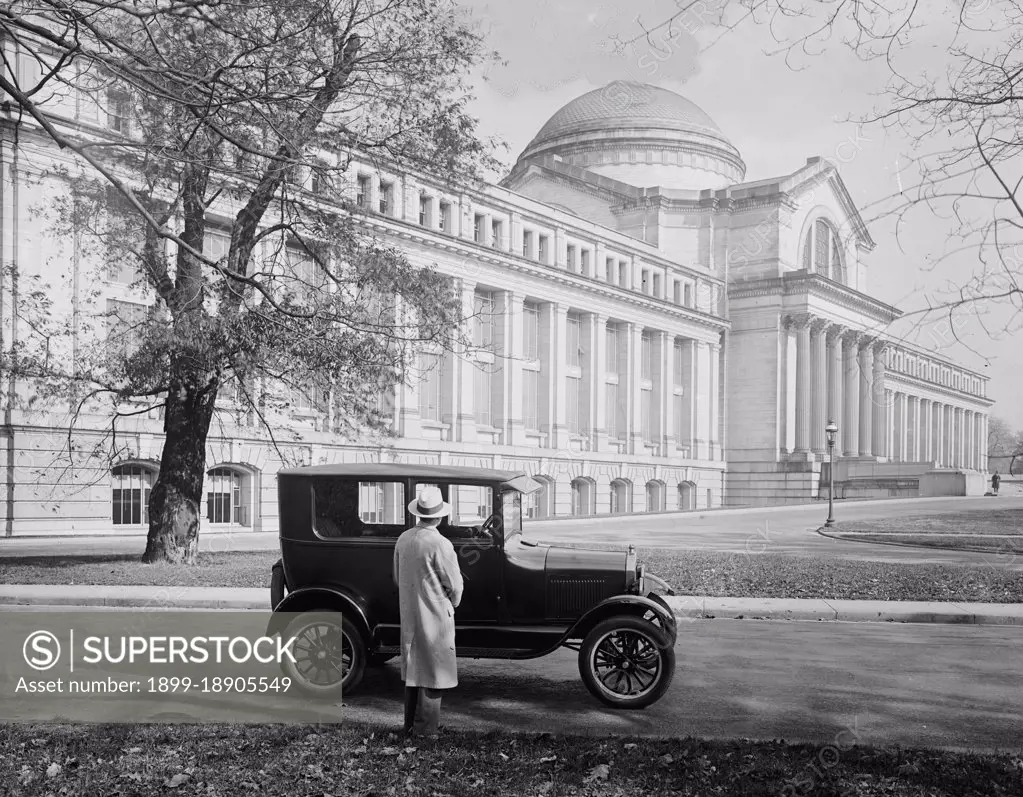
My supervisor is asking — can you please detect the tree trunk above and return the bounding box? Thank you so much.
[142,374,218,564]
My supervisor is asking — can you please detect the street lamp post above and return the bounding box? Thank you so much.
[825,420,839,527]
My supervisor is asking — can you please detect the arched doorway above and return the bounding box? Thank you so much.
[609,478,631,514]
[677,481,696,511]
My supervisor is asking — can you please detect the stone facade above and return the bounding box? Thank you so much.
[0,75,994,537]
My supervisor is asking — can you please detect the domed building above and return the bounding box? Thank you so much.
[0,76,995,539]
[502,80,992,505]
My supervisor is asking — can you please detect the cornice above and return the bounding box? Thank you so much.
[884,372,995,407]
[729,270,901,323]
[362,214,730,331]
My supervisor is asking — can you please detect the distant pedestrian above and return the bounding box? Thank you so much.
[992,471,1001,496]
[392,485,463,741]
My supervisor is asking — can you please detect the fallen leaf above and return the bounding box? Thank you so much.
[499,752,509,762]
[539,755,557,764]
[165,773,189,788]
[623,743,638,750]
[379,747,400,756]
[584,764,610,783]
[659,754,674,766]
[403,747,417,754]
[45,763,62,779]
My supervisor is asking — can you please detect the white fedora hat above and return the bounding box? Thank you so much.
[408,484,451,519]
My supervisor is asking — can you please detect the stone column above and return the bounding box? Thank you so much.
[679,339,697,457]
[965,410,974,470]
[810,319,829,455]
[588,313,607,452]
[871,343,887,458]
[482,212,493,247]
[935,403,945,466]
[694,340,711,459]
[626,323,643,455]
[496,290,523,446]
[554,228,567,269]
[710,340,722,459]
[907,396,918,460]
[395,297,422,440]
[888,391,899,460]
[858,340,874,457]
[452,279,477,443]
[660,331,674,456]
[842,332,861,456]
[549,304,569,449]
[793,315,812,454]
[826,326,844,454]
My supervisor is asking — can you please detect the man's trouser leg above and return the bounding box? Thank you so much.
[403,687,419,736]
[412,688,443,736]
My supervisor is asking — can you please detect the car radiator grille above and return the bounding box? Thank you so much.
[548,578,611,617]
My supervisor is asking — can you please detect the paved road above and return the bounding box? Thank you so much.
[2,495,1021,567]
[338,619,1023,753]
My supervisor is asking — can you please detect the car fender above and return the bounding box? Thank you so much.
[265,587,372,644]
[565,594,677,648]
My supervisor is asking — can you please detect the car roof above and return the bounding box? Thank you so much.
[276,462,530,483]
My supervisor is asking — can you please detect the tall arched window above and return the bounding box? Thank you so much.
[677,481,696,511]
[206,467,251,527]
[645,480,665,513]
[111,464,156,526]
[609,479,631,514]
[801,218,846,282]
[571,477,594,516]
[526,476,554,519]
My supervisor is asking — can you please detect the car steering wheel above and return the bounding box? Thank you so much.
[470,515,499,539]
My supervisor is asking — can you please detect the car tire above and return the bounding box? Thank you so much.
[270,560,287,610]
[280,611,366,698]
[578,615,675,710]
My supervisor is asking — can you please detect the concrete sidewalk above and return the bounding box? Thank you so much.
[1,584,1022,625]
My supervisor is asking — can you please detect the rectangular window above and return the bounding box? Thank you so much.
[474,214,485,243]
[522,369,539,430]
[673,280,681,304]
[673,394,685,443]
[605,325,619,373]
[619,262,628,288]
[605,382,619,439]
[684,283,693,307]
[473,291,495,348]
[107,299,148,361]
[653,273,661,297]
[522,230,533,258]
[641,334,654,380]
[419,195,430,226]
[567,244,577,271]
[674,341,685,386]
[313,479,406,538]
[641,389,653,441]
[439,201,451,232]
[418,353,443,422]
[358,481,406,525]
[606,257,615,284]
[356,175,369,207]
[523,302,540,361]
[538,234,548,263]
[580,249,590,275]
[491,219,502,248]
[567,316,581,367]
[567,376,581,434]
[379,182,392,215]
[112,466,153,525]
[474,365,493,426]
[107,89,130,134]
[641,270,650,295]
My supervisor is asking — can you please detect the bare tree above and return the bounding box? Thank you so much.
[0,0,499,562]
[616,1,1023,346]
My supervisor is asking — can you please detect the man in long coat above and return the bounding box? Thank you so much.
[393,484,464,739]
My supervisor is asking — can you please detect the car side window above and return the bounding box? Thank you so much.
[312,479,407,539]
[415,482,495,540]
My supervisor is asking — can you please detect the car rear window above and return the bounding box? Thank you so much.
[312,479,406,539]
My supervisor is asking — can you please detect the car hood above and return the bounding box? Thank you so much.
[542,544,629,574]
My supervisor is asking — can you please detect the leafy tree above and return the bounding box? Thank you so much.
[0,0,499,562]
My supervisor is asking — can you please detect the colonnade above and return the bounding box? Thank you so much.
[784,314,988,469]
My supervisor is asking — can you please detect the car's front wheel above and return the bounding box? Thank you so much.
[280,611,365,698]
[578,615,675,709]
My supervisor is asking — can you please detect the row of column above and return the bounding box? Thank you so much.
[886,394,987,469]
[394,280,723,461]
[786,314,987,469]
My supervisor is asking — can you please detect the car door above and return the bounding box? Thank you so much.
[413,481,504,632]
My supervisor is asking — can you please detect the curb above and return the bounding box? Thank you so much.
[2,587,1022,626]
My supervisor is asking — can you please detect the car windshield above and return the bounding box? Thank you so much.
[501,490,522,539]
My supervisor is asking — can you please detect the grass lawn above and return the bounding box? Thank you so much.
[828,508,1023,536]
[826,508,1023,556]
[2,722,1020,797]
[2,546,1022,603]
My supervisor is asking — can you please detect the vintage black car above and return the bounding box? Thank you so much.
[267,463,678,709]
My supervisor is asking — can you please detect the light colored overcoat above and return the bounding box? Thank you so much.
[392,523,464,689]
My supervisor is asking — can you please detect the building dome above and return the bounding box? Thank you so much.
[513,81,745,191]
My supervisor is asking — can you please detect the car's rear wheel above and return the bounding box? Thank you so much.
[578,615,675,709]
[280,612,365,698]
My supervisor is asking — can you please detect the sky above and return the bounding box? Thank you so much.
[457,0,1023,430]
